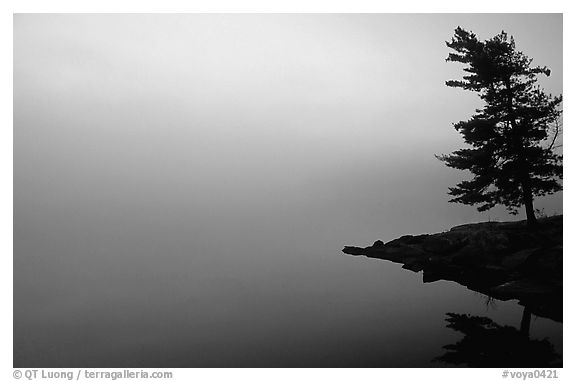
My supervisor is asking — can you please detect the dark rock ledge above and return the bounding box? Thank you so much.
[343,215,562,322]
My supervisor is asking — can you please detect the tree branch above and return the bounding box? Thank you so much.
[547,116,561,152]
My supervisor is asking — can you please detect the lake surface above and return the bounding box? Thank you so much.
[14,194,562,367]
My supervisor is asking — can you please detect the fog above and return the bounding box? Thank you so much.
[14,14,562,367]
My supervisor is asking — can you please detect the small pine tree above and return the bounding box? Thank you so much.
[438,27,563,226]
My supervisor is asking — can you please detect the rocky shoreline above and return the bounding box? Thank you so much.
[343,215,562,322]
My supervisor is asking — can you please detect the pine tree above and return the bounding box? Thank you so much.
[438,27,563,226]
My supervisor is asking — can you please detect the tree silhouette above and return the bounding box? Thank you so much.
[435,312,561,367]
[438,27,562,226]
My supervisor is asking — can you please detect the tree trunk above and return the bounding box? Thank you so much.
[504,79,538,227]
[521,178,538,227]
[520,307,532,337]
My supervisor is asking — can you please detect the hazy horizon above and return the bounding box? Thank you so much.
[15,14,562,240]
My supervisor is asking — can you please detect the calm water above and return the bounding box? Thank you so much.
[14,195,562,367]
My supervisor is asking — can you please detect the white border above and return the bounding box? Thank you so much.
[3,2,573,381]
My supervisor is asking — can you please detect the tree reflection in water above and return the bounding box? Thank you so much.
[435,309,561,367]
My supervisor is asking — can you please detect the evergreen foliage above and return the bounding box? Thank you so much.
[438,28,562,225]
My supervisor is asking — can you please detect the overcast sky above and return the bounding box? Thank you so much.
[14,14,562,239]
